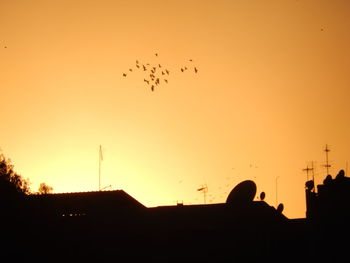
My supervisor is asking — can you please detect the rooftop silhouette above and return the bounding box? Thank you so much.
[2,169,350,262]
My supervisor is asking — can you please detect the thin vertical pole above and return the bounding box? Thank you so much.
[198,185,208,204]
[99,145,102,191]
[324,144,331,175]
[303,165,310,181]
[275,176,279,207]
[311,161,315,192]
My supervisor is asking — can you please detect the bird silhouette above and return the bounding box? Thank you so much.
[123,54,199,91]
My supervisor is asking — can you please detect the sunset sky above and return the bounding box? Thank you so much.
[1,0,350,219]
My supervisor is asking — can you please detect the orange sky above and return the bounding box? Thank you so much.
[1,0,350,219]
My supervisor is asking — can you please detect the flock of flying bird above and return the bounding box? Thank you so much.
[122,53,198,92]
[2,46,195,92]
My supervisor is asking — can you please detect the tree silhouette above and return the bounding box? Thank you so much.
[38,183,53,194]
[0,153,30,198]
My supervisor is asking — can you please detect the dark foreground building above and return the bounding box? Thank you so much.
[2,172,350,262]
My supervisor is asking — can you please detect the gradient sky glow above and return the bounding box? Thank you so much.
[1,0,350,218]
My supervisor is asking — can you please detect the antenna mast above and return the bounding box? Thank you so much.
[197,184,208,204]
[303,165,312,181]
[303,162,315,192]
[311,161,315,188]
[324,144,331,175]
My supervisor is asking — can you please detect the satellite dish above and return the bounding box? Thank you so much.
[305,180,314,191]
[323,175,332,185]
[260,191,265,201]
[277,203,284,214]
[336,169,345,180]
[226,180,257,206]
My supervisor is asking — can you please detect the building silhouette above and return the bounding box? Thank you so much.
[2,172,350,262]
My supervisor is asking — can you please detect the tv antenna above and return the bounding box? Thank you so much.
[323,144,331,175]
[197,184,208,204]
[303,162,315,182]
[303,165,313,181]
[303,162,316,192]
[311,161,315,188]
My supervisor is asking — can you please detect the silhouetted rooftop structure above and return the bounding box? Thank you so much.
[306,169,350,222]
[6,176,349,262]
[25,189,145,217]
[303,169,350,261]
